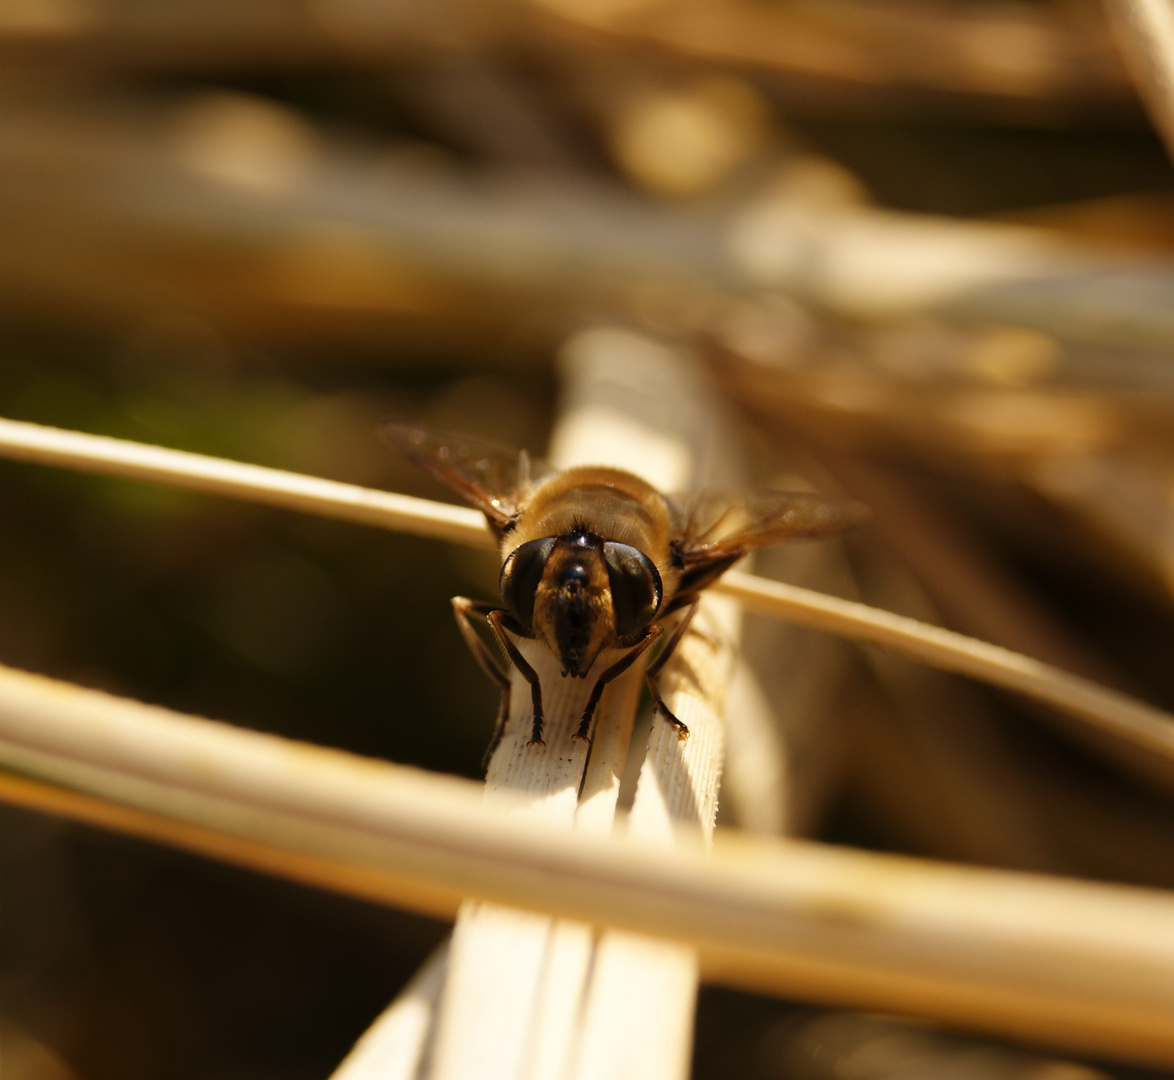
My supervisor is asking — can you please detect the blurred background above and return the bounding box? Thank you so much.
[3,0,1174,1076]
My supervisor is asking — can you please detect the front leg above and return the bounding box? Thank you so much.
[574,623,664,742]
[487,609,546,747]
[451,597,542,762]
[452,597,513,764]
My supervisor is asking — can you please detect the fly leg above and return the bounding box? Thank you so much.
[451,597,517,765]
[644,599,700,739]
[486,609,546,747]
[574,624,664,743]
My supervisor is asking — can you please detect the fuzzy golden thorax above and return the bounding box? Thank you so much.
[503,465,683,605]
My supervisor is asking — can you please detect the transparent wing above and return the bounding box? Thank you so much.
[379,420,547,529]
[673,488,868,567]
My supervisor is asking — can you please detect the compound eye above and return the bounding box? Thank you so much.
[603,542,662,638]
[500,537,555,630]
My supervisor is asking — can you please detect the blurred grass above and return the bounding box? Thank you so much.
[3,0,1174,1076]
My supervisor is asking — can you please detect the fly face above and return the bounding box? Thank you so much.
[526,532,613,677]
[500,530,665,679]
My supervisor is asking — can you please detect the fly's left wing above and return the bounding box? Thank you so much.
[379,420,547,533]
[671,488,868,595]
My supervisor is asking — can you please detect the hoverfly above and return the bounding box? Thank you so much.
[381,421,866,763]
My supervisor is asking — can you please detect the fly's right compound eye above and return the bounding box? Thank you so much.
[499,537,555,631]
[603,541,662,638]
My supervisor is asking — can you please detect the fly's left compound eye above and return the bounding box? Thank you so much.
[603,541,662,638]
[500,537,555,631]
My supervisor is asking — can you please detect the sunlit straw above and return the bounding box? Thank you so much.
[0,415,1171,767]
[0,663,1171,1064]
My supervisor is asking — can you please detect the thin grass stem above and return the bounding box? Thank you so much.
[0,416,1170,775]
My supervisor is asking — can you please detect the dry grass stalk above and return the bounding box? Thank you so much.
[427,649,600,1080]
[0,662,1174,1061]
[7,100,1174,350]
[1103,0,1174,162]
[0,0,1130,109]
[563,334,742,1080]
[424,329,729,1079]
[0,416,486,546]
[568,589,736,1080]
[2,6,1172,1074]
[0,415,1172,782]
[716,570,1174,783]
[715,349,1174,622]
[5,415,1174,1061]
[330,945,449,1080]
[538,0,1129,106]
